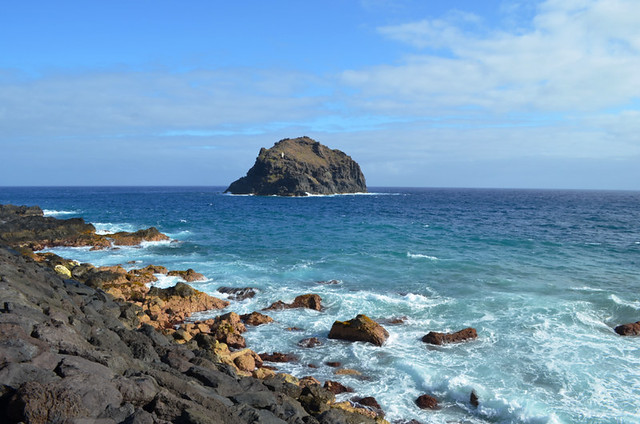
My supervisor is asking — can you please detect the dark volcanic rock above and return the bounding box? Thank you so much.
[225,136,367,196]
[259,352,298,363]
[218,286,258,301]
[422,327,478,345]
[328,314,389,346]
[614,321,640,336]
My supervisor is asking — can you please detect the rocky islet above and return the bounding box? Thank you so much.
[225,137,367,196]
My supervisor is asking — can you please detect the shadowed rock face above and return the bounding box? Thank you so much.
[225,137,367,196]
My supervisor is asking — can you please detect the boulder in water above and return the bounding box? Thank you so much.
[328,314,389,346]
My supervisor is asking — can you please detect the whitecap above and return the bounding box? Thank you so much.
[93,222,137,235]
[407,252,439,260]
[42,209,79,216]
[148,274,182,289]
[569,286,605,292]
[610,294,640,310]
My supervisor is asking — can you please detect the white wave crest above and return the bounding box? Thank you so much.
[610,294,640,310]
[93,222,138,235]
[43,209,79,216]
[407,252,439,260]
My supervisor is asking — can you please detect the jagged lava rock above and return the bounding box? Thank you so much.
[328,314,389,346]
[225,136,367,196]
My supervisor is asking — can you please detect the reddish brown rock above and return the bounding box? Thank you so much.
[422,327,478,345]
[614,321,640,336]
[206,312,247,349]
[259,352,298,363]
[264,294,322,311]
[167,268,206,282]
[240,311,274,326]
[328,314,389,346]
[415,394,439,410]
[324,380,353,394]
[108,227,170,246]
[143,283,229,328]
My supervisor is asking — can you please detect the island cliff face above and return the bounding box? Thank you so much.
[225,137,367,196]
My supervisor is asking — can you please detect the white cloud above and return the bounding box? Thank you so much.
[0,68,328,139]
[347,0,640,114]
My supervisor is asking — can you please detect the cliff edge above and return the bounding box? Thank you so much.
[225,137,367,196]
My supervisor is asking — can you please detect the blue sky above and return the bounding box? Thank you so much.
[1,0,639,189]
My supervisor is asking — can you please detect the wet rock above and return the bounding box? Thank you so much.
[218,286,258,301]
[334,368,361,376]
[415,394,439,410]
[422,327,478,345]
[259,352,298,363]
[241,311,274,326]
[298,337,323,348]
[470,390,479,408]
[264,293,323,311]
[614,321,640,336]
[328,314,389,346]
[325,361,341,368]
[108,227,170,246]
[324,380,353,394]
[167,268,206,282]
[316,279,341,285]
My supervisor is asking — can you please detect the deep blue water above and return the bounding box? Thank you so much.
[1,186,639,423]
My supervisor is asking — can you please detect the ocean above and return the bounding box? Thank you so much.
[1,186,639,424]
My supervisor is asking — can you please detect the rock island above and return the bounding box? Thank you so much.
[225,137,367,196]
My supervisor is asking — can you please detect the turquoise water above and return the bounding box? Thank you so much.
[2,186,639,423]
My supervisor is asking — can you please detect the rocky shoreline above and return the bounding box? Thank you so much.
[4,204,636,423]
[0,204,402,424]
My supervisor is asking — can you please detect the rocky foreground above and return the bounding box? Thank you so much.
[225,137,367,196]
[0,205,395,424]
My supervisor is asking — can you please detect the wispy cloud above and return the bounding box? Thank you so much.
[347,0,640,114]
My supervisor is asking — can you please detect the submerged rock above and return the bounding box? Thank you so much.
[422,327,478,345]
[225,136,367,196]
[218,286,258,301]
[328,314,389,346]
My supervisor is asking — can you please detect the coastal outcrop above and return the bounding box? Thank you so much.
[225,136,367,196]
[0,204,171,251]
[0,244,389,423]
[0,205,397,422]
[422,327,478,345]
[328,314,389,346]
